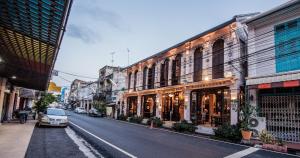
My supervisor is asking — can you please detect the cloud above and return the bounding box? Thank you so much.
[76,4,130,31]
[66,24,101,43]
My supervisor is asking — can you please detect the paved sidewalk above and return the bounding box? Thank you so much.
[0,120,36,158]
[25,126,87,158]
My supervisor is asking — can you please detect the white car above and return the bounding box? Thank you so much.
[38,108,68,127]
[74,107,87,114]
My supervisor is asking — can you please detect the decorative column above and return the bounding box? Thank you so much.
[7,87,16,120]
[184,89,191,122]
[156,93,162,118]
[137,95,142,116]
[230,88,238,125]
[124,97,128,116]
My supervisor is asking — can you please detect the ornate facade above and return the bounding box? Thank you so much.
[122,14,257,133]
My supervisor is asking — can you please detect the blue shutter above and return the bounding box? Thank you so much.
[275,18,300,73]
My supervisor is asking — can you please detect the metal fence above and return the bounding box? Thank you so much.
[260,95,300,143]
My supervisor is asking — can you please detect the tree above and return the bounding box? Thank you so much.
[92,100,106,115]
[33,93,56,113]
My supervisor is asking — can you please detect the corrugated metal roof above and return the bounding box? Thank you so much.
[0,0,73,90]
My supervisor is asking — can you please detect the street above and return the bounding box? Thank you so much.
[67,112,298,158]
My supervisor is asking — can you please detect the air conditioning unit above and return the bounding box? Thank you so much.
[249,117,266,138]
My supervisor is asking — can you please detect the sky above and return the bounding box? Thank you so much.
[52,0,288,88]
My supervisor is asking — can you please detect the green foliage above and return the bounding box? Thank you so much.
[240,104,256,131]
[33,93,56,112]
[213,123,242,142]
[92,101,106,115]
[259,130,275,144]
[117,114,127,121]
[147,117,163,127]
[128,116,143,124]
[172,120,196,133]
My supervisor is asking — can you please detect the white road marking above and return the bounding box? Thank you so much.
[224,147,259,158]
[69,121,137,158]
[65,127,103,158]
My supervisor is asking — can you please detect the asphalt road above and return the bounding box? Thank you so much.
[68,111,298,158]
[25,125,87,158]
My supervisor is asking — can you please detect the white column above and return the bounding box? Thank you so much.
[156,93,161,118]
[184,90,191,122]
[7,87,16,120]
[230,88,238,125]
[124,98,128,116]
[168,59,173,86]
[137,95,141,116]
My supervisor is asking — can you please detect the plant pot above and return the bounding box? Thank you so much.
[241,130,252,140]
[262,144,287,153]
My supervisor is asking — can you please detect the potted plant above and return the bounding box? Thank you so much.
[259,130,287,153]
[239,104,255,140]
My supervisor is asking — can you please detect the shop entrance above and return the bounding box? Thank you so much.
[162,92,184,121]
[142,95,156,118]
[190,88,230,127]
[127,96,138,117]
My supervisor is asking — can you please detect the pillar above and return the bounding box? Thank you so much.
[156,93,161,118]
[7,87,16,120]
[184,90,191,122]
[230,88,238,125]
[137,95,142,116]
[0,78,7,124]
[124,97,127,116]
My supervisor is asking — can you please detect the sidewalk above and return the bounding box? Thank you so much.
[0,120,36,158]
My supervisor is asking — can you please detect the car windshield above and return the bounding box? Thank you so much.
[47,109,66,116]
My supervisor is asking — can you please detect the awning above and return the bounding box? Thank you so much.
[0,0,72,90]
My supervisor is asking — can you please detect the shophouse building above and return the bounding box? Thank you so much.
[246,0,300,143]
[123,14,257,134]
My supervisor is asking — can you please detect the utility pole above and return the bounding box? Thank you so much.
[110,52,115,67]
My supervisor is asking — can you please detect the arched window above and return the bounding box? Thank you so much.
[142,67,148,90]
[212,39,224,79]
[172,54,182,85]
[128,72,132,91]
[133,70,138,91]
[160,59,169,87]
[148,64,156,89]
[194,47,203,82]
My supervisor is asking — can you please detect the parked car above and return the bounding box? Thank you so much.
[38,108,68,127]
[74,107,87,114]
[88,108,102,117]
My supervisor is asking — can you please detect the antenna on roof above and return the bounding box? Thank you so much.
[110,52,115,67]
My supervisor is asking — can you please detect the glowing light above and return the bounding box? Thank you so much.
[204,76,209,81]
[11,76,16,79]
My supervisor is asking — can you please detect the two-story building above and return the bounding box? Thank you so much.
[246,0,300,143]
[123,13,257,134]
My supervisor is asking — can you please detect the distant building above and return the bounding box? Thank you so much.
[96,66,126,117]
[246,0,300,143]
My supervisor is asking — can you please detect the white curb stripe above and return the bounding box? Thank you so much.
[69,121,137,158]
[224,147,259,158]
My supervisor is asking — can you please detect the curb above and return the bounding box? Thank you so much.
[107,118,300,157]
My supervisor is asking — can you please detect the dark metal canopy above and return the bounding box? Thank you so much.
[0,0,72,90]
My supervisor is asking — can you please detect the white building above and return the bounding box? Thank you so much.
[246,0,300,143]
[122,13,257,134]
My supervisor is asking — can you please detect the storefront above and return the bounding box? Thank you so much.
[141,94,156,118]
[127,96,138,117]
[161,92,184,121]
[249,83,300,143]
[190,87,231,127]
